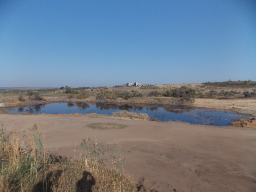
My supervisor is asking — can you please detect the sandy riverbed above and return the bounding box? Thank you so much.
[0,113,256,191]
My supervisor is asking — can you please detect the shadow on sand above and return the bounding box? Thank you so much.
[76,171,96,192]
[31,170,95,192]
[32,170,63,192]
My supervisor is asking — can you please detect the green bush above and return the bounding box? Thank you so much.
[65,86,72,93]
[164,88,196,99]
[96,91,117,100]
[118,91,143,100]
[18,95,25,101]
[148,90,164,97]
[67,94,74,99]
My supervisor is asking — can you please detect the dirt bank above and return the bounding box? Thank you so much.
[0,108,9,114]
[0,113,256,191]
[193,98,256,116]
[229,117,256,128]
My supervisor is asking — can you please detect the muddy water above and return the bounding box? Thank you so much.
[5,102,251,126]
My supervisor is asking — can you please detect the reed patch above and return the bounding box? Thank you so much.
[87,123,127,130]
[0,125,136,191]
[112,111,150,120]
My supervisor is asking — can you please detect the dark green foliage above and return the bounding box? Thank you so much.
[27,90,33,96]
[29,92,45,101]
[204,80,256,88]
[67,94,74,99]
[18,95,25,101]
[148,90,163,97]
[118,90,143,100]
[164,88,196,99]
[65,86,72,93]
[33,93,44,100]
[243,91,255,98]
[96,91,117,100]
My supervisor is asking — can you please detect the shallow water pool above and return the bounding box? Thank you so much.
[5,102,251,126]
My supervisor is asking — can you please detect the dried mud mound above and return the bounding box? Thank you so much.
[229,117,256,128]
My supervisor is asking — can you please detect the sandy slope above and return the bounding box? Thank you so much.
[0,114,256,192]
[193,99,256,116]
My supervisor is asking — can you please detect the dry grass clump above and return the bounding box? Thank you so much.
[112,111,150,120]
[87,123,127,130]
[18,95,25,102]
[0,125,137,192]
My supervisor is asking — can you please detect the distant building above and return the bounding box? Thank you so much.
[134,82,141,86]
[125,82,141,87]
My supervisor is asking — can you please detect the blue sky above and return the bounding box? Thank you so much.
[0,0,255,87]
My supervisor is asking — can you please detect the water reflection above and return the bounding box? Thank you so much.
[18,104,44,113]
[8,102,251,126]
[149,107,158,112]
[18,107,24,113]
[76,102,89,110]
[93,103,191,114]
[67,102,74,107]
[17,103,194,115]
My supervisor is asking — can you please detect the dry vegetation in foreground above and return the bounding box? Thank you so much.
[112,111,151,121]
[0,126,137,192]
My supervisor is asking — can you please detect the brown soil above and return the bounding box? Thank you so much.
[193,98,256,116]
[229,117,256,128]
[1,113,256,191]
[0,108,9,114]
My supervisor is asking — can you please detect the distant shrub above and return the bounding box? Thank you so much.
[67,94,74,99]
[96,91,117,100]
[173,89,185,97]
[243,91,255,98]
[27,90,33,96]
[29,93,45,101]
[181,85,187,89]
[96,93,104,100]
[198,92,204,98]
[34,93,45,101]
[208,90,217,98]
[164,88,196,99]
[76,91,89,99]
[164,89,175,97]
[65,86,72,93]
[148,90,163,97]
[106,92,117,100]
[204,80,256,88]
[131,90,142,97]
[140,85,158,89]
[119,92,133,100]
[76,95,82,99]
[18,95,25,101]
[118,91,143,100]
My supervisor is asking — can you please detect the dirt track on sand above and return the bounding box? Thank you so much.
[1,114,256,191]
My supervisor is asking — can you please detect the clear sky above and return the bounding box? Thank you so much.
[1,0,256,87]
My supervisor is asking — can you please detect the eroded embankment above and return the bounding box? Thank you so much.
[229,117,256,128]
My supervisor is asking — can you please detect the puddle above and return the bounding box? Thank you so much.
[5,102,251,126]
